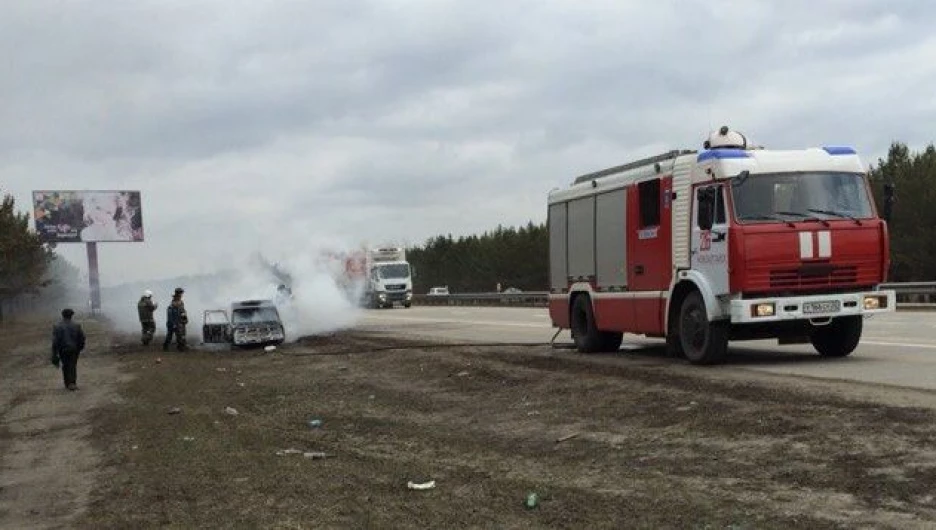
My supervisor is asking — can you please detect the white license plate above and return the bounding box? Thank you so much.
[803,300,841,314]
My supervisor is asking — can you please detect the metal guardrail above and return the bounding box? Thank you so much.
[413,292,550,307]
[412,283,936,310]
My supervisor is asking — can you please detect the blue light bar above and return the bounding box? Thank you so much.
[822,146,857,155]
[697,149,750,162]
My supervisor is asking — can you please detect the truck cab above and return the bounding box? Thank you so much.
[365,247,413,309]
[685,145,892,358]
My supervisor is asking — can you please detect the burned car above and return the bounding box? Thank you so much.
[202,299,286,349]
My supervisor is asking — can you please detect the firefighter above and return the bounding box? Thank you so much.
[162,287,189,352]
[137,290,158,345]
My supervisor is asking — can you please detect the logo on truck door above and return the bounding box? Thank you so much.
[699,229,725,252]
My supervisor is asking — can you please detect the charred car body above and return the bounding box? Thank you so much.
[202,299,286,348]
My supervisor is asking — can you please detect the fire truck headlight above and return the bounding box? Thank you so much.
[751,303,775,318]
[863,295,885,310]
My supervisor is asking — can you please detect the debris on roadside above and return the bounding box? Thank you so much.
[407,480,436,491]
[167,407,182,415]
[275,449,329,459]
[524,492,539,509]
[556,433,579,443]
[307,418,323,428]
[224,407,239,416]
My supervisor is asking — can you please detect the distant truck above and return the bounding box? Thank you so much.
[344,246,414,308]
[202,299,286,348]
[365,246,414,308]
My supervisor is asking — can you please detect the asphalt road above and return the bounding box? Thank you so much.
[357,306,936,391]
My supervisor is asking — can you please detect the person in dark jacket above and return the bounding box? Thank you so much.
[163,287,188,352]
[137,290,158,345]
[52,308,86,391]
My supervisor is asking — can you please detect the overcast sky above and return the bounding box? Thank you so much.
[3,0,935,287]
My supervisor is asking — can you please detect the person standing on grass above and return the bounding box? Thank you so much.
[137,289,158,345]
[163,287,188,352]
[51,308,86,391]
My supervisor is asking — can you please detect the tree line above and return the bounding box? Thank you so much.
[867,142,936,282]
[0,191,55,321]
[406,222,548,294]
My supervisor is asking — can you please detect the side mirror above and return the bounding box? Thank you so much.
[883,182,895,223]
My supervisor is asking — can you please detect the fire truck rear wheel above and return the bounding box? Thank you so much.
[678,291,728,365]
[570,294,620,353]
[810,315,862,357]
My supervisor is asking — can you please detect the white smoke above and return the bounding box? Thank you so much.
[99,239,366,343]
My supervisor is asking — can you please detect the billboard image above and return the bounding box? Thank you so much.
[32,190,144,243]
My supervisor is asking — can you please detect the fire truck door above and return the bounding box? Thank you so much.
[691,184,729,295]
[627,177,673,291]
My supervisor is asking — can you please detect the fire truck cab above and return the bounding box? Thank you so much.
[547,127,895,364]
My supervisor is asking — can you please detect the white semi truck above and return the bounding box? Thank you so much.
[362,246,413,309]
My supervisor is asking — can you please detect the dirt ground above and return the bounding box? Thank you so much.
[0,316,131,529]
[3,319,936,529]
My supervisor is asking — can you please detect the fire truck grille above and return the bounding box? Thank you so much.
[769,265,858,289]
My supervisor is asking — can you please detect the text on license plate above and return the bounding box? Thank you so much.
[802,300,841,314]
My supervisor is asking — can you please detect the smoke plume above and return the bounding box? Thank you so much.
[99,242,365,343]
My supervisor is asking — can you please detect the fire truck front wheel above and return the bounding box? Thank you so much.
[810,315,862,357]
[570,295,622,353]
[678,291,728,365]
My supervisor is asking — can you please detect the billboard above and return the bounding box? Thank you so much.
[32,190,144,243]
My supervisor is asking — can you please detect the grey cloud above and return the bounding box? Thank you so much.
[4,1,936,285]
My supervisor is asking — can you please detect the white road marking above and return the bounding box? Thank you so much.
[361,315,936,349]
[861,339,936,350]
[361,315,546,329]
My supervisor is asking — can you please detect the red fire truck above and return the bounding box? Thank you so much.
[547,127,895,364]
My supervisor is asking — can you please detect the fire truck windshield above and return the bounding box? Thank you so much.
[730,171,874,224]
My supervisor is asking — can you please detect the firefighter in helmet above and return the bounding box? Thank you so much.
[163,287,189,352]
[137,290,158,345]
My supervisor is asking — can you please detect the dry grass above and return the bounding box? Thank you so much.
[43,329,936,529]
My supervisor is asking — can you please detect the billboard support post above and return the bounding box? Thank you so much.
[87,242,101,315]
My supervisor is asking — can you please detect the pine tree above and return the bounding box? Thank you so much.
[0,192,53,321]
